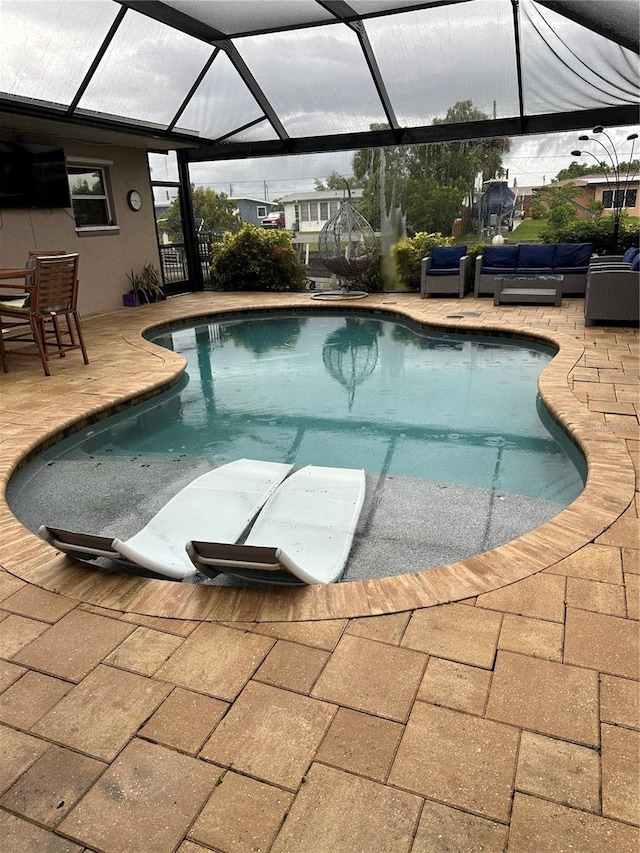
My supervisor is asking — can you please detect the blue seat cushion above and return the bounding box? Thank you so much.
[622,246,639,264]
[515,267,554,275]
[431,246,467,269]
[518,244,555,269]
[426,267,459,276]
[631,254,640,271]
[554,242,594,268]
[481,266,517,274]
[481,245,519,269]
[554,266,588,275]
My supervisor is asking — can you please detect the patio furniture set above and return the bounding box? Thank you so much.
[421,242,639,325]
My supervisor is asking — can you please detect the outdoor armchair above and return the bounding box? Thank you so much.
[584,263,640,326]
[421,246,471,298]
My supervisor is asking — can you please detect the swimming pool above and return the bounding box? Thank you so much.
[8,309,586,582]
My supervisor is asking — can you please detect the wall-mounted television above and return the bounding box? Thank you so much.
[0,142,71,209]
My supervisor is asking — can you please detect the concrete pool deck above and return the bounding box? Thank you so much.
[0,292,637,850]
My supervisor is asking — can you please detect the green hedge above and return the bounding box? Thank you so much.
[210,224,306,291]
[391,232,453,291]
[539,215,640,254]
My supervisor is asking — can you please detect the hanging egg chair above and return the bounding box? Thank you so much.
[313,186,377,300]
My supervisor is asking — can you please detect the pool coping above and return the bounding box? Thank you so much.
[0,291,635,622]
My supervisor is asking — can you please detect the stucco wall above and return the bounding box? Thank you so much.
[0,135,161,316]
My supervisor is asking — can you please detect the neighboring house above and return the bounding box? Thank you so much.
[573,174,639,219]
[533,174,640,220]
[280,189,364,233]
[230,197,280,227]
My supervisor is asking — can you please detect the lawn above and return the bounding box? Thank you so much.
[508,218,547,241]
[456,219,548,246]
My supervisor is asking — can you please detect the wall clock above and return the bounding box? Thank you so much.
[127,190,143,211]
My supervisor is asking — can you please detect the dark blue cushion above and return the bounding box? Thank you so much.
[622,246,639,264]
[426,267,459,276]
[518,244,555,269]
[482,245,519,268]
[554,266,588,275]
[431,246,467,269]
[554,243,594,268]
[515,266,554,275]
[481,265,517,274]
[631,254,640,271]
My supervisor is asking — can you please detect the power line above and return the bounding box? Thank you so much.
[195,174,356,187]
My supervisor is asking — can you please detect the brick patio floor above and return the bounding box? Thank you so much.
[0,292,637,852]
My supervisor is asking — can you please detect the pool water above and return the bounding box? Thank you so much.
[132,312,584,504]
[35,310,584,502]
[138,311,582,501]
[8,310,586,583]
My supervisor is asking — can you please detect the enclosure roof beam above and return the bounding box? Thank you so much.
[185,104,639,162]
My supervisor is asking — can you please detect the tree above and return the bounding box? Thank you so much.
[314,171,360,192]
[350,103,511,235]
[555,160,639,182]
[532,182,582,228]
[405,101,511,233]
[351,124,410,230]
[405,179,465,235]
[161,186,240,238]
[68,176,103,195]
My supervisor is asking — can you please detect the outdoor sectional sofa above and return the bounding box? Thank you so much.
[474,242,594,297]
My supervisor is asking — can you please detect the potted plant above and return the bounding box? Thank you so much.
[124,262,165,306]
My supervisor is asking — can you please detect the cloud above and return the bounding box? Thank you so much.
[503,125,639,188]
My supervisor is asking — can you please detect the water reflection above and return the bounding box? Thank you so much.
[391,323,463,350]
[322,318,380,409]
[220,316,307,354]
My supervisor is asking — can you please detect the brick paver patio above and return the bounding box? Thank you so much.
[0,292,637,852]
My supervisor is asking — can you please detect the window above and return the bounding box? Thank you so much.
[601,188,638,209]
[300,202,309,221]
[257,205,267,218]
[329,200,339,216]
[68,165,112,227]
[309,202,318,220]
[320,201,328,220]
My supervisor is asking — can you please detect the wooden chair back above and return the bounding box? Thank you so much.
[31,254,79,313]
[24,250,67,287]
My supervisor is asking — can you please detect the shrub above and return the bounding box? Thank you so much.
[540,214,640,254]
[210,224,306,291]
[359,253,383,292]
[391,231,453,291]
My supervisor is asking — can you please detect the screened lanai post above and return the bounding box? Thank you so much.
[177,149,204,292]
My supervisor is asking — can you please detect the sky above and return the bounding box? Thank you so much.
[150,124,640,204]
